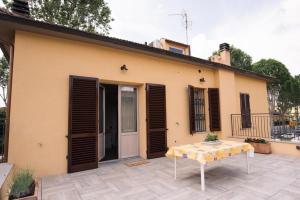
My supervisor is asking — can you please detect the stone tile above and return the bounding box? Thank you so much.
[145,180,176,196]
[211,186,267,200]
[41,154,300,199]
[43,188,82,200]
[269,189,300,200]
[242,172,295,196]
[160,187,209,200]
[189,182,227,198]
[121,187,158,200]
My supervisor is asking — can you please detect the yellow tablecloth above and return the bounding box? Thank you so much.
[166,140,254,164]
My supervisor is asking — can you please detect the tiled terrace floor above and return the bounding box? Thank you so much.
[42,153,300,200]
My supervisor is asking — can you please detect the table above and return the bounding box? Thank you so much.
[166,140,254,191]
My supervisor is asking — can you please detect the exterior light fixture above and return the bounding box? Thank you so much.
[120,64,128,71]
[199,78,205,82]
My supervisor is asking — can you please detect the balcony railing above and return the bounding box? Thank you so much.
[231,113,300,141]
[231,113,271,138]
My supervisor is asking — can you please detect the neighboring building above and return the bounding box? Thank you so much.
[149,38,191,55]
[0,4,270,177]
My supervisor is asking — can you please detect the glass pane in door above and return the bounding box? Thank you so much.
[121,87,137,132]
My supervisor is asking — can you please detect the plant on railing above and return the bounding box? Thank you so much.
[245,138,268,144]
[205,134,218,142]
[9,169,35,200]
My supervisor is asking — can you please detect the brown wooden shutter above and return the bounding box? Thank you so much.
[188,85,196,134]
[68,75,99,173]
[146,83,167,159]
[240,93,251,128]
[208,88,221,131]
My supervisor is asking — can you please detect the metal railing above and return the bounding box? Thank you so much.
[231,113,271,138]
[231,113,300,141]
[271,113,300,141]
[0,118,5,162]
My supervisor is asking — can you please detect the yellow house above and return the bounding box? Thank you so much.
[0,7,271,177]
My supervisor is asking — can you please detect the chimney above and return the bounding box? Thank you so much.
[210,43,231,66]
[11,0,30,17]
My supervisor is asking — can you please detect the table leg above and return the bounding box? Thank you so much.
[200,163,205,191]
[174,156,177,180]
[246,152,250,174]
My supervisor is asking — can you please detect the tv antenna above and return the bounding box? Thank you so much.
[169,10,192,44]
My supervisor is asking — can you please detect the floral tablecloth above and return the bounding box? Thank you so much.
[166,140,254,164]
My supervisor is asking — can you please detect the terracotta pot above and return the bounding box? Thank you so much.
[249,142,272,154]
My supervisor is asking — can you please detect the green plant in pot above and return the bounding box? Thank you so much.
[9,169,35,200]
[244,138,271,154]
[205,133,218,142]
[245,138,268,144]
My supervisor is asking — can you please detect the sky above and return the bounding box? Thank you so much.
[0,0,299,106]
[106,0,299,76]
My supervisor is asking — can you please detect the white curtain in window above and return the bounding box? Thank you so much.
[121,88,137,132]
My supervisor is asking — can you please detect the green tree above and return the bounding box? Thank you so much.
[278,77,299,114]
[252,59,291,114]
[3,0,113,35]
[0,56,9,107]
[292,75,300,119]
[230,46,252,70]
[211,45,252,70]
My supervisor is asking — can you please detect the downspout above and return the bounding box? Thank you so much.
[1,39,14,162]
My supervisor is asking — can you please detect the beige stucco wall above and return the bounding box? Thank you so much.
[270,141,300,157]
[235,75,269,114]
[229,138,300,157]
[8,31,269,177]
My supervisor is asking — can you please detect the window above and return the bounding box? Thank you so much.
[121,87,137,132]
[240,93,251,128]
[189,86,206,134]
[169,47,184,54]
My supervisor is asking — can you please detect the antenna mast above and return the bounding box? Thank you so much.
[169,10,192,44]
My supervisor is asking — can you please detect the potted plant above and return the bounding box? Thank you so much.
[9,169,38,200]
[203,133,221,145]
[245,138,271,154]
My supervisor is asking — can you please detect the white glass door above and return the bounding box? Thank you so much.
[119,86,139,158]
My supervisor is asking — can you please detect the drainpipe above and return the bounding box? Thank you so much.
[0,39,14,162]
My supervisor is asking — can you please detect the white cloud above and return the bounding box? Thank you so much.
[0,0,299,76]
[190,34,218,60]
[190,0,300,75]
[107,0,170,43]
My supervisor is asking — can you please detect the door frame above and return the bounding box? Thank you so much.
[118,85,140,159]
[98,85,105,161]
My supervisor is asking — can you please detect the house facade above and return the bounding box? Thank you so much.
[0,8,270,177]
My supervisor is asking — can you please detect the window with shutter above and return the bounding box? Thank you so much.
[146,83,167,159]
[208,88,221,131]
[68,75,99,173]
[189,85,206,134]
[240,93,251,128]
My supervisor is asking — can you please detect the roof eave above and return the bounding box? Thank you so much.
[0,11,273,81]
